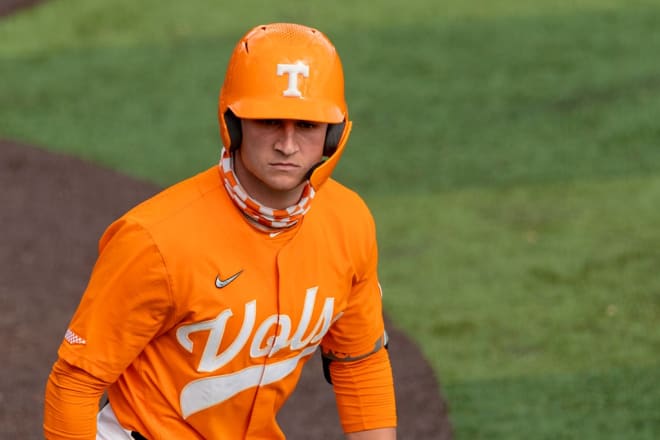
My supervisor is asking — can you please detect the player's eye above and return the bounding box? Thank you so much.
[297,121,318,129]
[259,119,282,127]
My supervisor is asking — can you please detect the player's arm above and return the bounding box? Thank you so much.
[345,428,396,440]
[322,207,397,436]
[44,219,174,439]
[44,359,109,439]
[327,347,397,438]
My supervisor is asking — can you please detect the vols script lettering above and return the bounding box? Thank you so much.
[176,286,337,418]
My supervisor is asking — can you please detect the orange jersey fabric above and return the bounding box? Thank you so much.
[52,166,394,439]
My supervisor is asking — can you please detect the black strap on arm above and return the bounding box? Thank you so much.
[321,331,389,385]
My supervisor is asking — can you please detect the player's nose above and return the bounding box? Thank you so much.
[275,120,298,155]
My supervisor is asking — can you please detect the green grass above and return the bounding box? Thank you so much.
[447,365,660,439]
[375,175,660,379]
[372,175,660,436]
[2,0,660,438]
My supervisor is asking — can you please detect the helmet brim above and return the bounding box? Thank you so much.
[229,98,345,124]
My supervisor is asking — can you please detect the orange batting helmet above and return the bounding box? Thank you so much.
[218,23,352,190]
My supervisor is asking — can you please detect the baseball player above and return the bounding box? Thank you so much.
[44,23,397,439]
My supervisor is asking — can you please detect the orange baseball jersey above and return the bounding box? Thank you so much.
[55,166,391,438]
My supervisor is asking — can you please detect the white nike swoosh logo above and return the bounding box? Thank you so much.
[269,231,282,238]
[215,270,242,288]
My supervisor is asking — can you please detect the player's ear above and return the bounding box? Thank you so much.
[224,110,242,150]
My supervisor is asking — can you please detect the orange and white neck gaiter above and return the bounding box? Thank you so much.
[219,147,315,229]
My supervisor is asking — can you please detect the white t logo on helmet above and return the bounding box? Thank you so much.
[277,62,310,97]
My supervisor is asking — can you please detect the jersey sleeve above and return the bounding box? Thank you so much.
[321,210,387,362]
[57,217,174,384]
[329,348,397,433]
[44,358,107,439]
[318,199,396,431]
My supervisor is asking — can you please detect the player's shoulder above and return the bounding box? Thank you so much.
[100,167,224,246]
[122,167,222,228]
[317,178,370,208]
[308,180,377,272]
[312,179,375,229]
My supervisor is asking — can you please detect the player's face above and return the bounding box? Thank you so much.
[234,118,327,209]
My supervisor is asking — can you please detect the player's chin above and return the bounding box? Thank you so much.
[265,175,308,193]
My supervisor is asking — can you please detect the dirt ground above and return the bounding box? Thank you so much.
[0,0,44,17]
[1,4,453,438]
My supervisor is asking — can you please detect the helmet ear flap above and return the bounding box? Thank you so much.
[224,109,242,150]
[324,121,345,156]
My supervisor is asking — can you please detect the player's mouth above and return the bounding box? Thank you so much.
[269,162,299,171]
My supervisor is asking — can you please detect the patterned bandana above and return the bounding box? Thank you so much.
[219,147,316,229]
